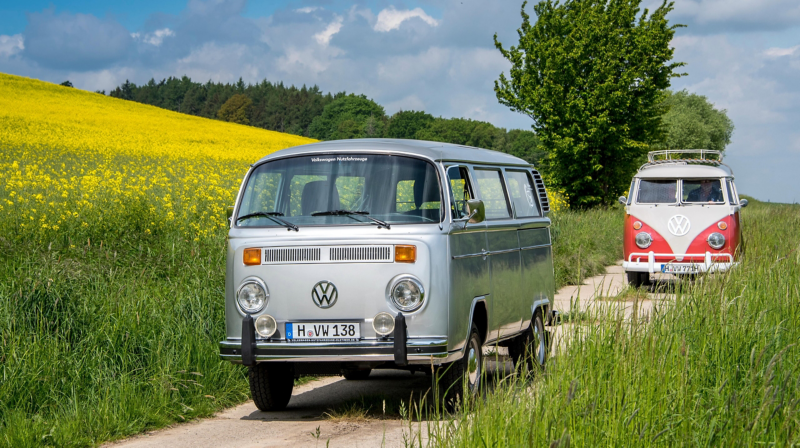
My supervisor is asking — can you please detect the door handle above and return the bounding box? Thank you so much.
[481,248,489,260]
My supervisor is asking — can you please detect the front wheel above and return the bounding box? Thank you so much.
[249,363,294,411]
[627,271,651,288]
[437,323,482,410]
[342,368,371,380]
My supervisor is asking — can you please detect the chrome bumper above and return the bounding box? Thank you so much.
[624,251,736,274]
[219,338,450,364]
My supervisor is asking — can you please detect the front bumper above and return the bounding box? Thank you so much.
[219,338,449,364]
[624,251,736,274]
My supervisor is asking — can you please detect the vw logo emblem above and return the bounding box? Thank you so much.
[311,281,338,309]
[667,214,691,236]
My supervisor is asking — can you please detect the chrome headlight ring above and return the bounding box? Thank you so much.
[707,232,726,250]
[236,277,269,314]
[386,275,425,312]
[635,232,653,249]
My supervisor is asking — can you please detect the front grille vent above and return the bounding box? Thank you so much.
[263,247,321,263]
[257,245,394,264]
[330,246,393,262]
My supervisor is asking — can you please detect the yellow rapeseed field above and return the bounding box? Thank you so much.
[0,73,316,243]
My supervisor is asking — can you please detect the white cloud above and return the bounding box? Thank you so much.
[314,16,343,46]
[0,34,24,57]
[374,7,439,32]
[295,7,319,14]
[765,45,800,57]
[132,28,175,47]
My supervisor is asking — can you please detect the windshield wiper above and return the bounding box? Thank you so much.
[236,212,299,231]
[311,210,391,229]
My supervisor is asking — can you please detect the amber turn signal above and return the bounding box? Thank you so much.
[243,248,261,266]
[395,245,417,263]
[717,221,728,230]
[633,221,642,230]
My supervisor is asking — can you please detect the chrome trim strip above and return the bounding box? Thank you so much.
[488,248,520,255]
[520,243,551,250]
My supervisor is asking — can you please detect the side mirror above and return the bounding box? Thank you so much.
[618,196,627,205]
[466,199,485,224]
[739,199,748,208]
[226,206,234,227]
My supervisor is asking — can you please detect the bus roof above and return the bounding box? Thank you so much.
[636,163,733,179]
[255,138,532,168]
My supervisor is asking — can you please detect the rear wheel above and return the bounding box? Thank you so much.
[509,310,547,373]
[342,368,371,380]
[437,323,482,410]
[249,363,294,411]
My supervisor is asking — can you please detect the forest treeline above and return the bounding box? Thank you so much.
[109,76,545,165]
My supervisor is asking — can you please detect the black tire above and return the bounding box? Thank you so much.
[342,368,371,380]
[437,323,482,410]
[249,363,294,412]
[627,271,650,288]
[509,310,547,373]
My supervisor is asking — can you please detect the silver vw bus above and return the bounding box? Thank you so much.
[219,139,555,410]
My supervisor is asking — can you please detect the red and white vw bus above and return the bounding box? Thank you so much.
[619,150,747,286]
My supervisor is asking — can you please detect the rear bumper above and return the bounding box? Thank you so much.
[624,251,736,274]
[219,338,450,364]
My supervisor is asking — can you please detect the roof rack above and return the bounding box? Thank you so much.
[640,149,731,171]
[647,149,722,163]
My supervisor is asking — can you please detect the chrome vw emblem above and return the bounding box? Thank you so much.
[311,281,338,309]
[667,214,691,236]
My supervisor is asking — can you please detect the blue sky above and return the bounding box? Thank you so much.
[1,0,798,203]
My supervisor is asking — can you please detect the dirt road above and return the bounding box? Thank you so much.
[110,263,663,448]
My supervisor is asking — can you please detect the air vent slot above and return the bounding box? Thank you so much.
[330,246,393,262]
[531,170,550,213]
[263,247,321,263]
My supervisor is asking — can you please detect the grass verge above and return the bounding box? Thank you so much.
[411,198,800,446]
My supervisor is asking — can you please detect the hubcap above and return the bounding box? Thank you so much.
[532,321,545,365]
[466,340,480,390]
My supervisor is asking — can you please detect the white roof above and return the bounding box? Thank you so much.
[255,138,532,167]
[636,162,733,179]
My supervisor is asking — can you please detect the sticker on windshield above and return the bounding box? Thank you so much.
[311,156,368,162]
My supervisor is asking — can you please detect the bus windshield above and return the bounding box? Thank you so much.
[236,154,442,228]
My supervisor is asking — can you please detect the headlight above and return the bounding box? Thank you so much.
[255,314,277,338]
[387,275,425,312]
[707,232,725,250]
[372,312,395,336]
[635,232,652,249]
[237,278,268,313]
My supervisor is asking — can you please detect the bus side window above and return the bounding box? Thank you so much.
[726,179,738,204]
[447,166,474,219]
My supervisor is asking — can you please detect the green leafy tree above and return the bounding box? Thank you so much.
[308,94,386,140]
[217,94,252,125]
[386,110,434,139]
[658,89,734,152]
[60,80,73,87]
[494,0,685,207]
[505,129,545,166]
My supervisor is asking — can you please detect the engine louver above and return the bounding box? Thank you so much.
[531,170,550,213]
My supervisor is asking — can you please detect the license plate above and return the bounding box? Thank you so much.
[285,322,360,342]
[661,264,699,274]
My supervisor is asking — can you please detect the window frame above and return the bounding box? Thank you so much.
[504,168,542,218]
[635,178,679,205]
[471,166,513,221]
[446,165,476,221]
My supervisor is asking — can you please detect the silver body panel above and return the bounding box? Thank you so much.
[220,139,555,367]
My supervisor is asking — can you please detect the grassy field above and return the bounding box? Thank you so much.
[0,73,314,446]
[0,73,612,446]
[415,198,800,446]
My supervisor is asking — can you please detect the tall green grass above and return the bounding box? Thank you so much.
[0,202,623,446]
[551,207,624,289]
[420,199,800,446]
